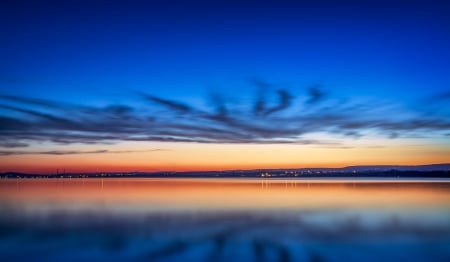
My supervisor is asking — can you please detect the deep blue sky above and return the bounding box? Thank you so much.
[1,0,449,103]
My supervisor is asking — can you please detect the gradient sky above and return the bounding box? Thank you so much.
[1,0,449,173]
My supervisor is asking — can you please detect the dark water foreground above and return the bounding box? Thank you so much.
[1,178,450,262]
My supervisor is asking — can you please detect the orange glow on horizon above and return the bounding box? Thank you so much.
[1,179,450,211]
[0,140,449,174]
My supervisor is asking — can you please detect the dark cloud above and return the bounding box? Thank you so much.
[0,141,29,148]
[141,94,192,113]
[413,90,450,117]
[0,84,449,150]
[263,89,292,116]
[0,116,29,131]
[307,85,325,104]
[250,79,293,116]
[251,78,270,116]
[0,149,166,156]
[207,93,228,117]
[428,91,450,101]
[0,94,62,108]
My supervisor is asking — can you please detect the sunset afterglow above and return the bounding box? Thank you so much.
[1,2,449,173]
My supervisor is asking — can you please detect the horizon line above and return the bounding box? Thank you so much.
[2,163,449,175]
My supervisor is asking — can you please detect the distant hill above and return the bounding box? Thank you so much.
[1,163,449,178]
[341,163,450,172]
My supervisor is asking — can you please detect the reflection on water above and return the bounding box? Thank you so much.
[1,178,450,261]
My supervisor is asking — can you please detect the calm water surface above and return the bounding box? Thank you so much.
[1,178,450,261]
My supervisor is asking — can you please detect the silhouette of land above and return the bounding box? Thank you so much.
[2,164,449,179]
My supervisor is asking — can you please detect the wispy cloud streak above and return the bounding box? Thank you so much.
[0,149,166,156]
[0,81,449,150]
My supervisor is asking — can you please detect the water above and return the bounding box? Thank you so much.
[1,178,450,261]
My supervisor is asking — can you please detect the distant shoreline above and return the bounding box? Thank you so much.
[1,170,449,179]
[2,177,450,183]
[2,163,449,178]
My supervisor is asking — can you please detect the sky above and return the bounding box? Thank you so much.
[0,0,449,173]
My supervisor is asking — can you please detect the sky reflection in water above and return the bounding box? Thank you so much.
[1,178,450,261]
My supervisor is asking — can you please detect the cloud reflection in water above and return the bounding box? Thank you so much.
[1,179,450,262]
